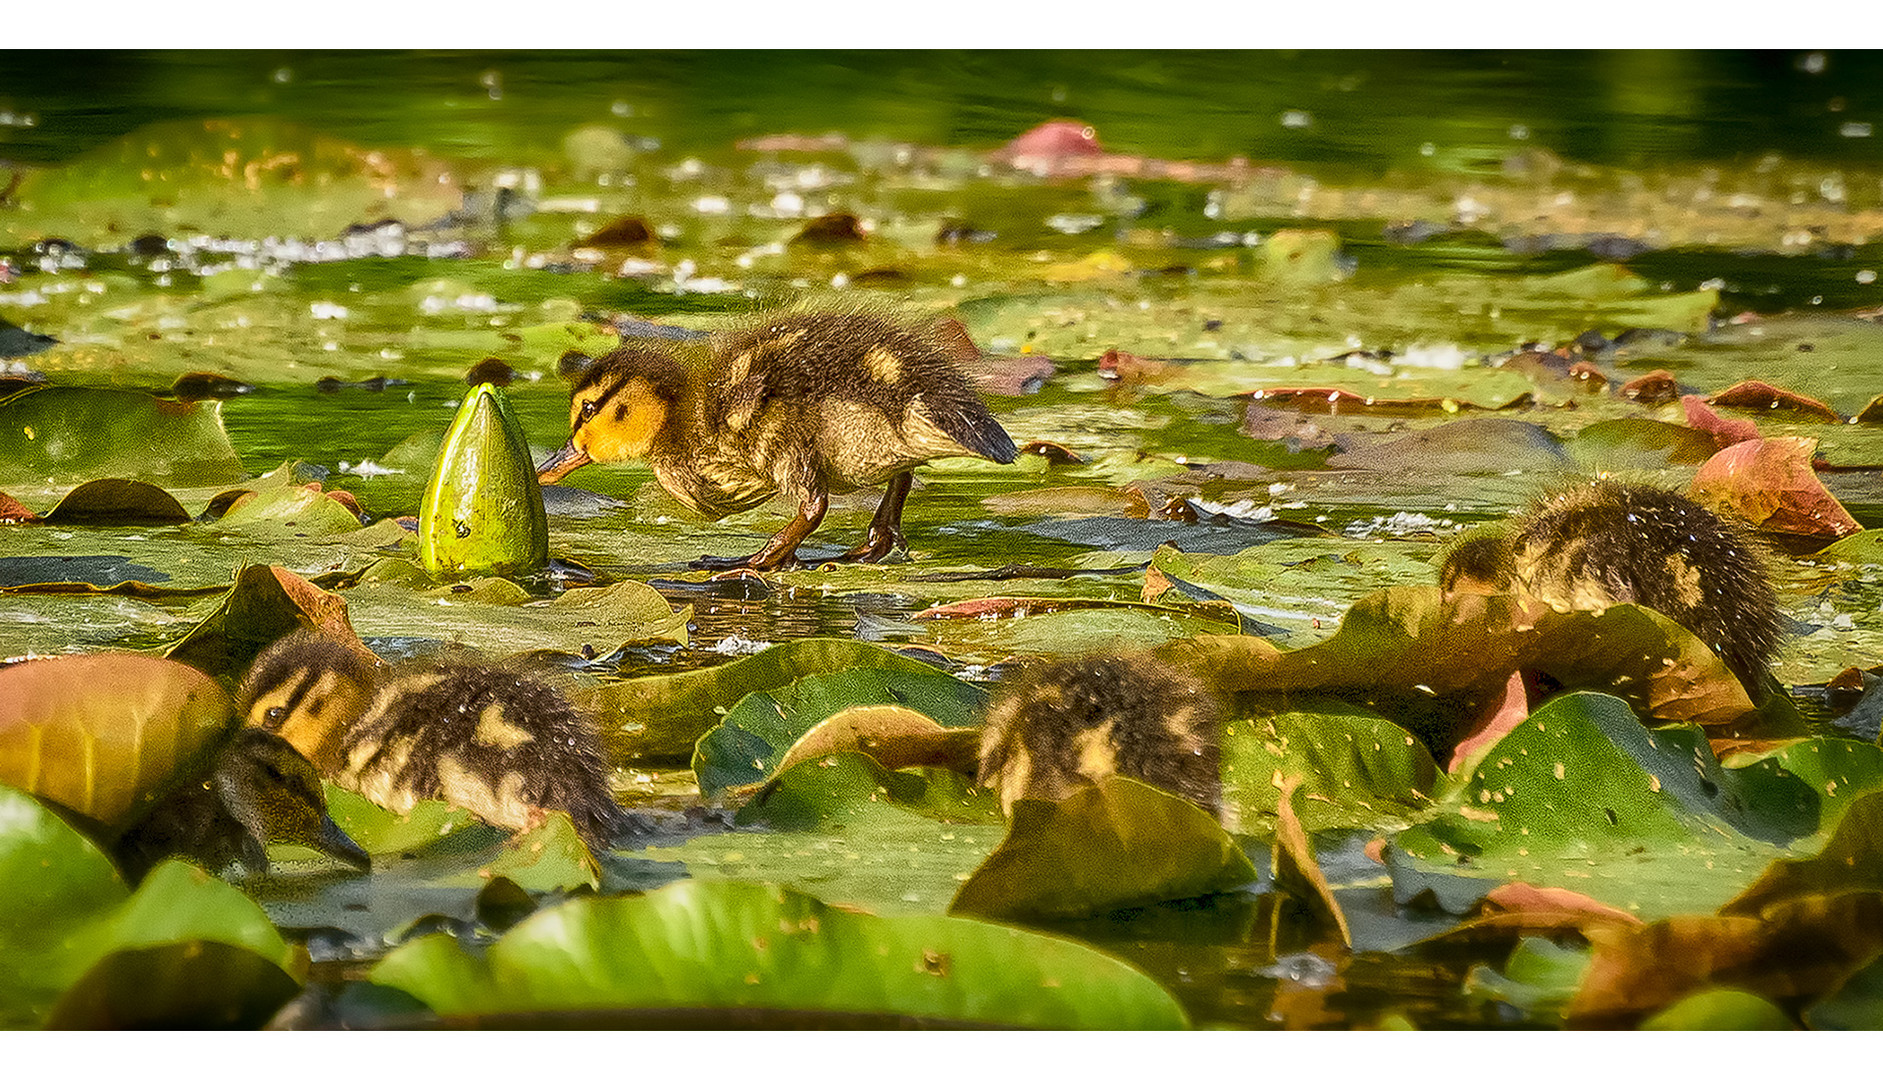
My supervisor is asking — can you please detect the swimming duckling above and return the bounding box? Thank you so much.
[977,653,1223,818]
[1438,480,1781,693]
[536,310,1019,570]
[239,631,627,850]
[114,727,373,882]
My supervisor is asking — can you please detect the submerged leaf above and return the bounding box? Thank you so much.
[370,879,1187,1028]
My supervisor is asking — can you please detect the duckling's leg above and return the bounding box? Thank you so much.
[835,471,912,563]
[691,492,828,572]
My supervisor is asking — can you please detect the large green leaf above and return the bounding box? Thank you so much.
[0,386,245,487]
[340,574,689,658]
[578,639,946,764]
[0,785,290,1028]
[1388,693,1817,920]
[1220,697,1438,837]
[693,667,986,797]
[369,879,1187,1028]
[950,777,1257,921]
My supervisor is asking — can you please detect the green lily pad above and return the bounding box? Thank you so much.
[1461,936,1590,1020]
[694,667,986,797]
[0,386,245,488]
[1723,789,1883,917]
[215,486,363,538]
[1735,738,1883,834]
[436,811,599,893]
[418,382,549,579]
[1639,987,1793,1030]
[734,752,1002,830]
[319,786,478,856]
[1220,697,1438,837]
[1566,418,1721,472]
[0,785,290,1028]
[579,639,947,765]
[950,776,1257,922]
[46,940,302,1030]
[1388,693,1815,920]
[369,878,1187,1028]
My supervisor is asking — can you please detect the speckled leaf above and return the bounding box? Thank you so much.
[369,878,1187,1028]
[950,776,1256,922]
[1220,698,1438,837]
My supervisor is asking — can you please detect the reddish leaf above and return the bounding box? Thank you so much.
[1682,394,1761,449]
[1708,379,1842,423]
[1271,775,1352,948]
[1621,370,1681,406]
[1097,348,1168,383]
[995,119,1104,161]
[0,489,38,523]
[1688,436,1861,538]
[1447,669,1531,774]
[1478,883,1643,931]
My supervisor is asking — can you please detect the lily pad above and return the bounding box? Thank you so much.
[1220,698,1438,837]
[693,667,986,797]
[579,639,947,765]
[949,776,1257,922]
[215,486,363,538]
[0,386,245,487]
[369,878,1188,1028]
[1639,988,1793,1030]
[165,564,369,678]
[46,940,301,1030]
[38,479,191,526]
[341,576,688,661]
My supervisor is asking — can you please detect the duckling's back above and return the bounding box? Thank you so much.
[337,664,625,849]
[710,311,1017,486]
[977,654,1222,817]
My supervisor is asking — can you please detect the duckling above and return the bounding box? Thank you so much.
[536,310,1019,570]
[239,630,626,849]
[114,727,373,882]
[977,653,1223,818]
[1438,480,1781,693]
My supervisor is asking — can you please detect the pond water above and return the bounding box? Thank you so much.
[5,50,1883,1030]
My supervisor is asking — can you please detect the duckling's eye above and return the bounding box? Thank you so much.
[578,400,599,423]
[263,763,287,783]
[264,706,288,723]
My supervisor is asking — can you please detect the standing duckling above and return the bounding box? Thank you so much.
[977,653,1223,818]
[1438,480,1782,694]
[536,310,1019,570]
[239,631,627,850]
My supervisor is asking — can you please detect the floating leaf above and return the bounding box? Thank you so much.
[214,486,363,538]
[762,706,981,786]
[38,478,190,525]
[418,382,548,579]
[949,776,1256,922]
[1806,953,1883,1030]
[1388,693,1816,920]
[46,940,301,1030]
[0,653,232,829]
[319,786,478,856]
[580,639,945,765]
[370,879,1187,1028]
[0,386,244,486]
[1688,436,1860,538]
[1723,789,1883,917]
[437,811,598,893]
[1638,988,1793,1030]
[1219,697,1437,836]
[341,576,688,660]
[693,668,985,797]
[1708,379,1841,422]
[165,564,370,678]
[1681,395,1762,448]
[1566,418,1720,471]
[1461,936,1589,1020]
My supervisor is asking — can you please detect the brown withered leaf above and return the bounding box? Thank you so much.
[166,564,374,677]
[1708,379,1842,423]
[1270,775,1352,950]
[1688,436,1861,538]
[1621,370,1681,406]
[0,489,38,523]
[1681,394,1761,449]
[1722,790,1883,918]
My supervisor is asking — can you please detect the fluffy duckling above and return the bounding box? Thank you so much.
[239,631,626,850]
[114,727,372,882]
[1438,480,1781,693]
[977,653,1223,818]
[537,310,1019,570]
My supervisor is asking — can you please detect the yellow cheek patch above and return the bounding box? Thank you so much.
[579,379,667,461]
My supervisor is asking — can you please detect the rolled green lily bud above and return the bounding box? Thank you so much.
[418,382,549,578]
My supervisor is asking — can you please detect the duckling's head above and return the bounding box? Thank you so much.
[538,346,692,482]
[239,629,378,774]
[977,653,1223,818]
[212,727,371,872]
[1437,526,1517,601]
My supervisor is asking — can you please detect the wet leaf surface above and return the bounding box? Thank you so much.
[370,878,1188,1028]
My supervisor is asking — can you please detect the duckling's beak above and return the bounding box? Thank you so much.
[312,814,373,871]
[536,440,591,485]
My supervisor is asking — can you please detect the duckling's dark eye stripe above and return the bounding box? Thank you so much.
[268,672,317,727]
[577,380,632,428]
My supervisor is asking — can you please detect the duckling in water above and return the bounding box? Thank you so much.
[977,653,1223,818]
[536,310,1019,570]
[115,727,372,882]
[239,631,626,850]
[1438,480,1781,693]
